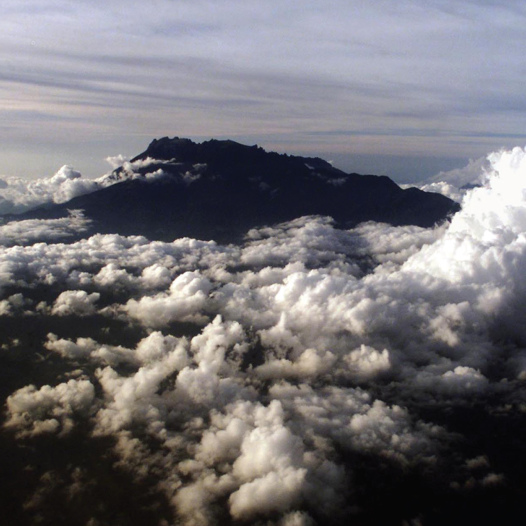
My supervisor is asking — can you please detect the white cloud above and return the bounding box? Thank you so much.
[4,379,95,438]
[0,210,92,246]
[0,166,101,215]
[51,290,100,316]
[0,158,183,216]
[404,156,492,203]
[428,156,491,189]
[343,345,391,381]
[125,271,213,326]
[5,145,526,524]
[229,468,306,520]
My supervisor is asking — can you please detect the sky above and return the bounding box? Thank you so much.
[3,3,526,521]
[2,0,526,182]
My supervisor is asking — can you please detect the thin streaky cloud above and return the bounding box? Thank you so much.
[1,0,526,178]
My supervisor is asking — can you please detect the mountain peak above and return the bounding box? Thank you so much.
[136,137,336,173]
[18,137,460,243]
[137,136,259,163]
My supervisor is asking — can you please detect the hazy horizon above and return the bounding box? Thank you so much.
[0,135,473,185]
[3,1,526,182]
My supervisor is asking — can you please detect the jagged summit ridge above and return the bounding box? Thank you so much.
[18,137,460,243]
[139,136,334,170]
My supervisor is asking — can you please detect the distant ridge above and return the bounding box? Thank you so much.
[16,137,460,242]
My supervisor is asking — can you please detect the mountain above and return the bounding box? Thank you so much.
[17,137,460,242]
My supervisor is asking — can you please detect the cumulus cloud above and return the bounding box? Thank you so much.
[0,210,92,246]
[0,234,237,294]
[404,147,526,293]
[429,156,491,189]
[51,290,100,316]
[4,146,526,524]
[405,156,492,203]
[343,344,391,381]
[0,157,180,217]
[0,166,101,215]
[5,379,95,438]
[125,271,213,326]
[0,292,28,315]
[105,154,129,170]
[255,348,337,381]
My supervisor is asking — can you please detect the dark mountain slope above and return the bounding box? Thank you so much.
[19,137,460,242]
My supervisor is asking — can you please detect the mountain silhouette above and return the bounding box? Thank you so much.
[18,137,460,242]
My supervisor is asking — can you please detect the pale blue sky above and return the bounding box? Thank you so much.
[2,0,526,181]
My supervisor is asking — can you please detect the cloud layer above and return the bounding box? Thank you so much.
[2,146,526,524]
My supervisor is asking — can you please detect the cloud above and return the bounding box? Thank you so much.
[51,290,100,316]
[0,210,92,246]
[98,157,183,185]
[404,156,492,202]
[0,292,28,315]
[5,378,95,438]
[229,467,306,520]
[4,146,526,524]
[3,1,526,180]
[343,344,391,380]
[0,233,237,294]
[0,166,101,215]
[427,156,492,189]
[125,271,213,327]
[406,181,466,203]
[105,154,129,170]
[0,158,182,217]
